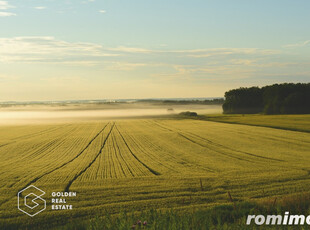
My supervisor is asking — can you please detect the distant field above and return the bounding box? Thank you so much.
[0,115,310,229]
[200,114,310,133]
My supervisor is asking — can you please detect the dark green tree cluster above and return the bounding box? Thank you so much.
[222,87,264,114]
[223,83,310,114]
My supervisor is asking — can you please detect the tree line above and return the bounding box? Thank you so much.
[222,83,310,114]
[137,98,224,105]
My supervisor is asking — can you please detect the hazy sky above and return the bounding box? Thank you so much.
[0,0,310,101]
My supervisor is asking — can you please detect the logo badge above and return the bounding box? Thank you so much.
[17,185,46,217]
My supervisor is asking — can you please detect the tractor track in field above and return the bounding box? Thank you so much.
[0,125,71,151]
[111,131,134,177]
[24,137,66,159]
[12,125,70,141]
[134,120,217,173]
[2,126,80,176]
[185,131,284,162]
[64,122,115,192]
[2,125,79,168]
[152,120,285,163]
[178,132,254,163]
[24,123,110,189]
[226,127,310,146]
[151,121,258,163]
[156,120,285,162]
[114,125,161,176]
[0,123,110,206]
[120,121,181,173]
[0,142,13,149]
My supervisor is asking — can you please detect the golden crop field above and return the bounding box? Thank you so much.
[0,117,310,228]
[201,114,310,133]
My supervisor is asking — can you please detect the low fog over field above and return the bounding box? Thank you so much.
[0,102,222,125]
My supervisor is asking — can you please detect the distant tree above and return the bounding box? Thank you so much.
[222,83,310,114]
[223,87,263,114]
[262,83,310,114]
[282,92,305,114]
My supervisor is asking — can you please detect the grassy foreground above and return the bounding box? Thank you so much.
[54,192,310,229]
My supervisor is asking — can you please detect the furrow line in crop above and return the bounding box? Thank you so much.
[0,142,15,149]
[114,125,160,176]
[4,125,80,167]
[112,130,134,177]
[11,125,70,141]
[186,131,284,162]
[152,121,254,163]
[109,136,116,178]
[64,122,115,192]
[23,123,110,189]
[152,120,283,162]
[118,122,178,173]
[142,120,217,173]
[110,132,127,178]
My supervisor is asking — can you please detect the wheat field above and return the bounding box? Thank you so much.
[0,117,310,228]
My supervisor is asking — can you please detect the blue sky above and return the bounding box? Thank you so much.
[0,0,310,101]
